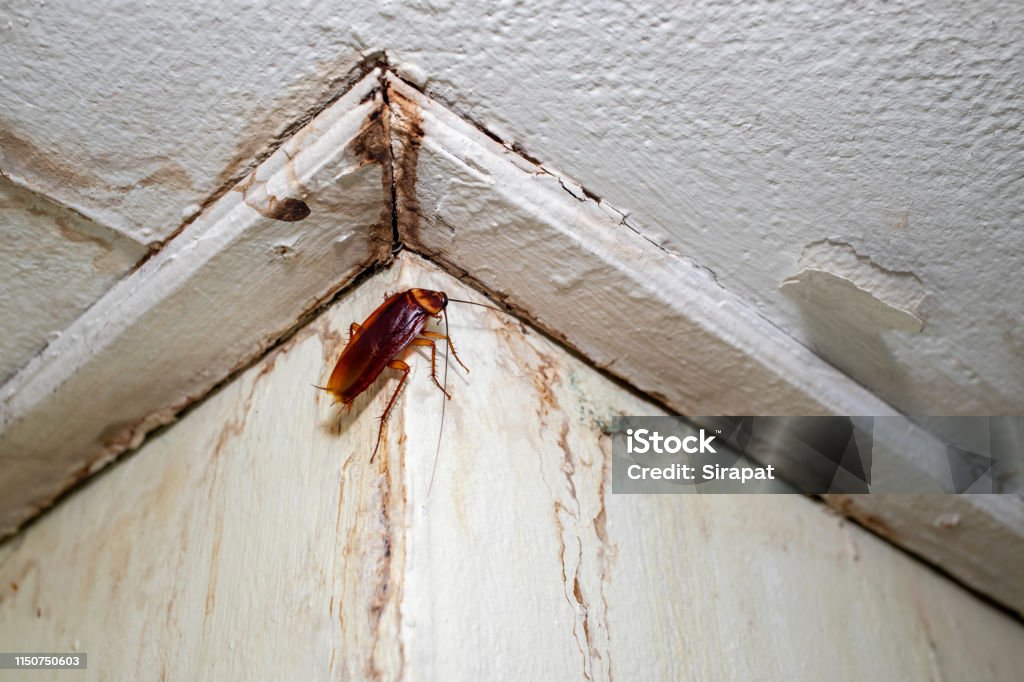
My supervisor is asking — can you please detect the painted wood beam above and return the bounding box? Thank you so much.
[0,69,392,537]
[385,73,1024,616]
[1,64,1019,621]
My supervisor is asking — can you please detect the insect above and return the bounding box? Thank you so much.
[316,288,501,462]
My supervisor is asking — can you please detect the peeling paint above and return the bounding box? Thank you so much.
[234,170,310,222]
[207,52,377,214]
[782,239,927,332]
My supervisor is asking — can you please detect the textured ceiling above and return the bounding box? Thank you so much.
[1,1,1022,413]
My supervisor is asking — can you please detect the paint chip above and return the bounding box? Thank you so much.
[781,239,926,332]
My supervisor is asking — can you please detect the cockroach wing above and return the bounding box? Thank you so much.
[325,291,433,404]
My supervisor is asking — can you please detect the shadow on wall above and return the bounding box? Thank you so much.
[780,239,927,410]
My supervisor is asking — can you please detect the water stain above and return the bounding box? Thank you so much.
[386,83,424,246]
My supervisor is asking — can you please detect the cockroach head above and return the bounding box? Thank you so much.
[409,288,448,315]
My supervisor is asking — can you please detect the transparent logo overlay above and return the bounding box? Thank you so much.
[610,416,1023,494]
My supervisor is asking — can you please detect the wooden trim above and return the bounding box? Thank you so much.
[0,69,392,536]
[1,65,1019,618]
[385,73,1024,616]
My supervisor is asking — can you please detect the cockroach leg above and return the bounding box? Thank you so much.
[372,359,411,461]
[419,330,469,373]
[410,337,453,399]
[349,322,361,340]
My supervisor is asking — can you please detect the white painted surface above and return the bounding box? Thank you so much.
[2,1,1022,625]
[0,72,390,538]
[0,175,145,383]
[387,74,1024,616]
[1,255,1022,682]
[2,2,1022,415]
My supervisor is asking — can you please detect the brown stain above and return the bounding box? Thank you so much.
[204,511,224,620]
[531,350,563,416]
[351,105,400,254]
[828,495,897,541]
[577,569,593,667]
[140,53,388,257]
[366,450,400,682]
[349,109,390,169]
[265,196,310,222]
[595,433,616,679]
[592,502,609,547]
[230,97,389,226]
[558,422,579,505]
[546,415,599,679]
[331,403,406,679]
[206,356,279,462]
[0,127,99,190]
[207,53,381,196]
[0,558,40,612]
[56,221,112,252]
[386,84,425,247]
[97,416,159,452]
[133,161,195,190]
[234,170,311,223]
[54,216,136,273]
[318,320,346,368]
[593,434,613,549]
[2,173,138,273]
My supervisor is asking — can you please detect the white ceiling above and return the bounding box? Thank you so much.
[1,1,1022,412]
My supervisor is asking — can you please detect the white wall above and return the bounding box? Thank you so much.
[1,256,1022,681]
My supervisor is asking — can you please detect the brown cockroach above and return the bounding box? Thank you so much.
[315,288,503,462]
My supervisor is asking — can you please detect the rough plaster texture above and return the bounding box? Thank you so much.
[1,3,1021,412]
[0,175,144,383]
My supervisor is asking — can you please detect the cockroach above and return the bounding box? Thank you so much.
[315,288,503,463]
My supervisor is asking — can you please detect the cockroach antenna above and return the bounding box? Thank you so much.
[317,287,515,493]
[427,295,516,496]
[445,297,509,313]
[427,307,453,496]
